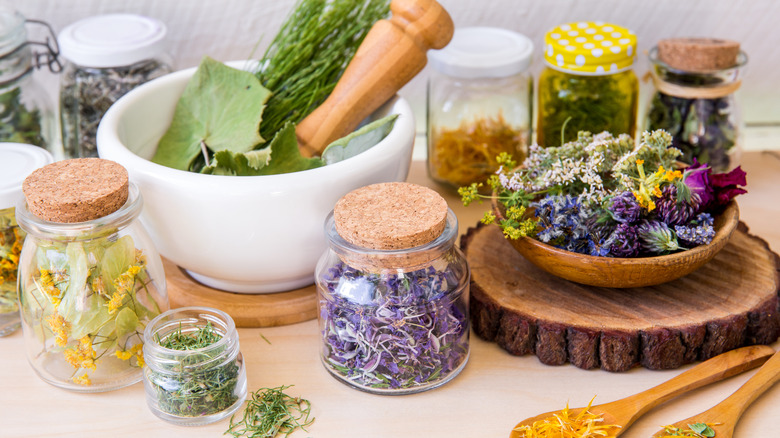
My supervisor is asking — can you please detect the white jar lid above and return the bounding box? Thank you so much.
[58,13,167,68]
[428,27,534,79]
[0,143,54,209]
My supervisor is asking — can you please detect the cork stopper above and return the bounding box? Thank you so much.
[22,158,129,223]
[657,37,740,72]
[334,182,448,250]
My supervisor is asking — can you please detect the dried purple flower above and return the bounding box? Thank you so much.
[607,191,642,224]
[681,159,714,209]
[638,220,682,254]
[609,223,640,257]
[675,213,716,247]
[656,184,697,226]
[318,262,469,391]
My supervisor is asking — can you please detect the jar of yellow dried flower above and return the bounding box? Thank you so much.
[16,158,168,392]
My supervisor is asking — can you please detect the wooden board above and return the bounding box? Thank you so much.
[163,258,318,328]
[462,222,780,372]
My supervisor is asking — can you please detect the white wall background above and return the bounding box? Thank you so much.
[16,0,780,149]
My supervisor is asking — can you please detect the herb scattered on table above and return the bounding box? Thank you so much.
[148,321,241,418]
[20,234,163,386]
[513,398,621,438]
[0,87,46,147]
[225,385,314,438]
[61,59,170,158]
[0,212,24,314]
[660,422,720,437]
[459,130,747,257]
[318,260,469,391]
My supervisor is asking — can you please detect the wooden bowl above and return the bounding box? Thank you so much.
[492,200,740,288]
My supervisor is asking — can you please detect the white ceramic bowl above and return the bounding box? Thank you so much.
[97,63,415,293]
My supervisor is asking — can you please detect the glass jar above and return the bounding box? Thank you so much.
[0,3,58,158]
[645,43,746,172]
[16,159,168,392]
[537,22,639,147]
[427,27,533,190]
[58,13,172,158]
[0,142,53,336]
[315,182,470,395]
[143,307,247,426]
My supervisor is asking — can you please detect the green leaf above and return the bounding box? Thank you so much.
[688,423,715,437]
[253,122,324,175]
[59,243,89,325]
[201,149,272,175]
[321,114,398,165]
[152,56,271,170]
[114,307,139,339]
[101,235,136,284]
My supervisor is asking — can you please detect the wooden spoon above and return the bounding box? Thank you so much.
[650,348,780,438]
[295,0,454,157]
[509,345,775,438]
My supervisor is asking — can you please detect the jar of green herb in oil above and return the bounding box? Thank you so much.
[537,22,639,147]
[143,307,247,426]
[58,14,172,158]
[316,182,470,395]
[0,143,52,336]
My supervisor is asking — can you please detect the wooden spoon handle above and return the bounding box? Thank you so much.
[295,0,453,157]
[606,345,775,426]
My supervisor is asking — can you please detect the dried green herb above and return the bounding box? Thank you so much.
[0,87,46,147]
[661,422,717,437]
[646,72,737,172]
[255,0,390,142]
[538,71,635,146]
[225,385,314,438]
[149,322,242,418]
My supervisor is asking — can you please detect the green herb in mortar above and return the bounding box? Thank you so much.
[149,322,241,418]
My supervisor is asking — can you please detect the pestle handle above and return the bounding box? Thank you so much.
[295,0,453,157]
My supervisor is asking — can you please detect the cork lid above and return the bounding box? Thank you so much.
[657,37,740,72]
[334,182,448,250]
[22,158,129,223]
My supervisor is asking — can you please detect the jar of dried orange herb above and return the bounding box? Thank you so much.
[427,27,533,190]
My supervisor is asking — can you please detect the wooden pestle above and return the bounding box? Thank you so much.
[295,0,454,157]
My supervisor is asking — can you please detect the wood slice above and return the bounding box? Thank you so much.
[163,258,318,328]
[462,222,780,372]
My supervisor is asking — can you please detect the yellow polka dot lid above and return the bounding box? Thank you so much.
[544,22,636,74]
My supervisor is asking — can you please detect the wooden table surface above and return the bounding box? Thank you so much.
[2,151,779,438]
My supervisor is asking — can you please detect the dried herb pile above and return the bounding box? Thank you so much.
[319,261,469,391]
[148,322,242,418]
[0,88,46,147]
[660,422,719,437]
[226,385,314,438]
[513,398,621,438]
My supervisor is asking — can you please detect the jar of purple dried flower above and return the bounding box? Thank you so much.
[315,182,470,395]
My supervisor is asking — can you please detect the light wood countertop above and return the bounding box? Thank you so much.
[2,151,779,438]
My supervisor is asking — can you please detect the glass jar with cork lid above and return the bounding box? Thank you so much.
[537,22,639,147]
[315,182,470,395]
[427,27,533,190]
[645,38,747,172]
[0,142,53,336]
[15,158,169,392]
[58,14,172,158]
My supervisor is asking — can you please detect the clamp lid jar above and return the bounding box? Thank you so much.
[16,158,169,392]
[315,182,470,395]
[58,13,172,158]
[0,142,53,336]
[427,27,533,190]
[537,22,639,147]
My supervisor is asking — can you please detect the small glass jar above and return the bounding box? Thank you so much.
[58,14,172,158]
[0,3,58,158]
[537,22,639,147]
[315,182,470,395]
[645,43,746,172]
[427,27,533,190]
[16,159,168,392]
[143,307,247,426]
[0,142,53,336]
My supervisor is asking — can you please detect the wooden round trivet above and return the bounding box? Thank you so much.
[462,222,780,372]
[163,258,318,328]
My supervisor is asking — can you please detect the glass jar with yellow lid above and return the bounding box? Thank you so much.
[537,22,639,147]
